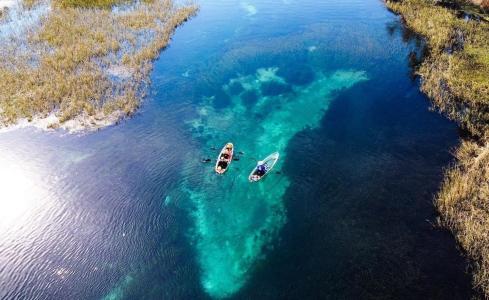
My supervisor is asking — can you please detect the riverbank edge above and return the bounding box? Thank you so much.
[385,0,489,296]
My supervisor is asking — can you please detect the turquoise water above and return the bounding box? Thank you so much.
[0,0,474,299]
[185,68,367,297]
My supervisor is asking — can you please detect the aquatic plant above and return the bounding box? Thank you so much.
[386,0,489,296]
[0,0,198,131]
[184,67,368,298]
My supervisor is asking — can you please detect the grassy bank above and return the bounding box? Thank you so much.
[0,0,197,131]
[386,0,489,296]
[53,0,126,9]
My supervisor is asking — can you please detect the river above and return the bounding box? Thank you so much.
[0,0,473,299]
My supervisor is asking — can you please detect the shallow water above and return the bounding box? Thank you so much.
[185,68,367,298]
[0,0,473,299]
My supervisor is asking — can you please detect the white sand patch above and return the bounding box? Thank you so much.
[107,65,134,79]
[0,0,17,9]
[0,113,60,134]
[59,112,122,133]
[240,2,257,16]
[226,67,285,92]
[0,0,50,41]
[308,45,317,52]
[256,67,286,83]
[0,111,124,134]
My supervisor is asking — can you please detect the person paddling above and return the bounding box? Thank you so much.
[215,142,234,174]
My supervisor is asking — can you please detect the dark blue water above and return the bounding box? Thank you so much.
[0,0,473,299]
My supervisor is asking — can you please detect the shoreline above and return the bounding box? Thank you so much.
[0,111,122,134]
[386,0,489,296]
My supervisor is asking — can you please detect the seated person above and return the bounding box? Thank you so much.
[218,160,228,169]
[255,164,266,176]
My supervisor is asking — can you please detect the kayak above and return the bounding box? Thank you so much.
[215,142,234,174]
[248,152,279,182]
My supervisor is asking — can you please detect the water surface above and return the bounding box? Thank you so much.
[0,0,473,299]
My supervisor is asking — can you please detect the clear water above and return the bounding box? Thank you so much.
[0,0,473,299]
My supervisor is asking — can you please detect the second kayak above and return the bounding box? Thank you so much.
[248,152,279,182]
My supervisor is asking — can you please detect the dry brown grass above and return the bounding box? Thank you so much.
[386,0,489,296]
[437,142,489,295]
[469,0,489,10]
[0,0,198,130]
[387,0,489,139]
[22,0,41,9]
[53,0,126,9]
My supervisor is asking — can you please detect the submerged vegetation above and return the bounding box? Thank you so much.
[386,0,489,296]
[0,0,197,131]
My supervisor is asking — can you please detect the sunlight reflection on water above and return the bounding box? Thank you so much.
[0,153,51,233]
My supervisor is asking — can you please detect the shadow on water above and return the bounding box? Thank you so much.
[236,65,473,299]
[385,18,428,80]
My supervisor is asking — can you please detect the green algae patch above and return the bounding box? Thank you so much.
[184,67,368,298]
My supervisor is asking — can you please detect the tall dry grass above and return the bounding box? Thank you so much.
[387,0,489,296]
[0,0,198,130]
[469,0,489,10]
[22,0,41,9]
[438,142,489,295]
[387,0,489,138]
[53,0,126,9]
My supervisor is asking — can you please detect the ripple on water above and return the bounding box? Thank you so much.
[182,67,368,298]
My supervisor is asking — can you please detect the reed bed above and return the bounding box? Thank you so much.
[22,0,41,9]
[438,142,489,295]
[470,0,489,10]
[387,0,489,135]
[0,0,197,131]
[53,0,126,9]
[386,0,489,296]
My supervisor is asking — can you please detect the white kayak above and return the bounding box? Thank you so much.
[248,152,279,182]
